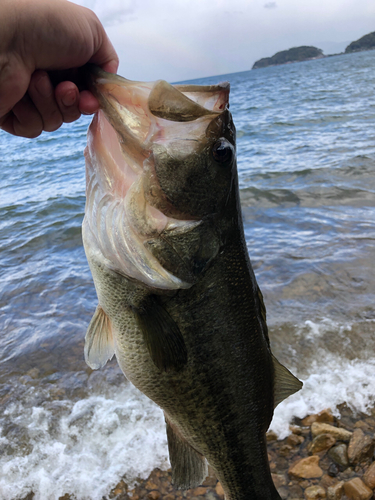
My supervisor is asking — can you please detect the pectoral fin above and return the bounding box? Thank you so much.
[134,297,187,372]
[273,355,303,408]
[84,305,115,369]
[165,417,208,489]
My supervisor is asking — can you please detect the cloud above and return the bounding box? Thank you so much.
[264,2,277,8]
[74,0,136,26]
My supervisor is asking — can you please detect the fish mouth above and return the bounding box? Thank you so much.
[83,66,231,290]
[85,64,230,162]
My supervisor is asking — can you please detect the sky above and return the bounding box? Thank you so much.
[73,0,375,82]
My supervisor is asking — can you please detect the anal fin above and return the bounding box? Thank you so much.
[134,296,187,372]
[165,417,208,490]
[84,305,115,369]
[273,355,303,408]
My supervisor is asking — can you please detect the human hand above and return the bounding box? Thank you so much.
[0,0,118,138]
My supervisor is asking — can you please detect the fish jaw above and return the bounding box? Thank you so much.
[83,67,236,288]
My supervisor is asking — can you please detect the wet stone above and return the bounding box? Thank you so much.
[147,492,161,500]
[343,477,373,500]
[279,444,293,457]
[304,485,327,500]
[340,467,356,480]
[326,481,344,500]
[347,429,375,465]
[267,430,278,442]
[328,463,340,477]
[191,487,207,496]
[363,461,375,489]
[288,433,305,447]
[277,486,289,500]
[320,474,338,489]
[290,425,303,435]
[288,482,303,498]
[354,421,372,432]
[271,473,287,489]
[288,456,323,479]
[309,434,336,454]
[316,410,335,424]
[328,444,349,469]
[275,456,290,470]
[311,423,352,442]
[302,415,319,426]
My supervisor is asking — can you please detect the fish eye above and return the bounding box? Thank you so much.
[212,139,233,164]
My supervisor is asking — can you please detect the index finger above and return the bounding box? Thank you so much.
[87,24,119,74]
[0,59,30,120]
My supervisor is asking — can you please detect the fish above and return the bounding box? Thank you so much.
[82,65,302,500]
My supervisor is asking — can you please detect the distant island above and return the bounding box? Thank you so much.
[252,31,375,69]
[345,31,375,53]
[252,46,324,69]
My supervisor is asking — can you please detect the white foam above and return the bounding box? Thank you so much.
[0,383,169,500]
[2,322,375,498]
[271,356,375,439]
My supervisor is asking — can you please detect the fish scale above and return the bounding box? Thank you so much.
[82,65,302,499]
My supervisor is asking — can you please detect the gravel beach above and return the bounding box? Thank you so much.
[104,405,375,500]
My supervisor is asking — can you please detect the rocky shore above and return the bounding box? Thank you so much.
[105,404,375,500]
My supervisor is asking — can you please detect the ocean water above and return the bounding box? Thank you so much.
[1,50,375,499]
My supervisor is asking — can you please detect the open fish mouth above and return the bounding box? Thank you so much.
[82,66,233,290]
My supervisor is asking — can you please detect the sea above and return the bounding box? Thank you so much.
[1,50,375,499]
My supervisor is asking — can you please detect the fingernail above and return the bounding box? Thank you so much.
[62,90,77,107]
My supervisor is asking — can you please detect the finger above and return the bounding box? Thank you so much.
[0,59,31,119]
[28,71,63,132]
[0,94,43,138]
[79,90,99,115]
[55,81,81,123]
[89,17,119,74]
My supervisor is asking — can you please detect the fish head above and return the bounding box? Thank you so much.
[83,66,236,289]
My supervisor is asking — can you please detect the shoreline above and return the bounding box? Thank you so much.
[106,403,375,500]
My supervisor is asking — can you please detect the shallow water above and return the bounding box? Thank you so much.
[1,50,374,499]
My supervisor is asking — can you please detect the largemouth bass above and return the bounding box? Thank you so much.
[82,66,302,500]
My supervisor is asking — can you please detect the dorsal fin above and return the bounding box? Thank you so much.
[273,355,303,408]
[84,305,115,369]
[148,80,216,122]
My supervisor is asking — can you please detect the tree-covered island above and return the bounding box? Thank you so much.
[345,31,375,53]
[252,46,324,69]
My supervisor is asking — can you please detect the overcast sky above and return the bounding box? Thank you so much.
[73,0,375,82]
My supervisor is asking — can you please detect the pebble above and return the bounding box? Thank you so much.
[303,415,319,426]
[343,477,373,500]
[105,408,375,500]
[290,425,303,435]
[320,474,338,489]
[311,423,352,442]
[309,433,336,454]
[347,429,375,465]
[288,456,324,479]
[328,463,340,477]
[363,461,375,489]
[147,491,161,500]
[271,473,287,488]
[316,410,335,424]
[328,444,349,468]
[267,430,278,442]
[288,433,305,447]
[326,481,344,500]
[304,485,327,499]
